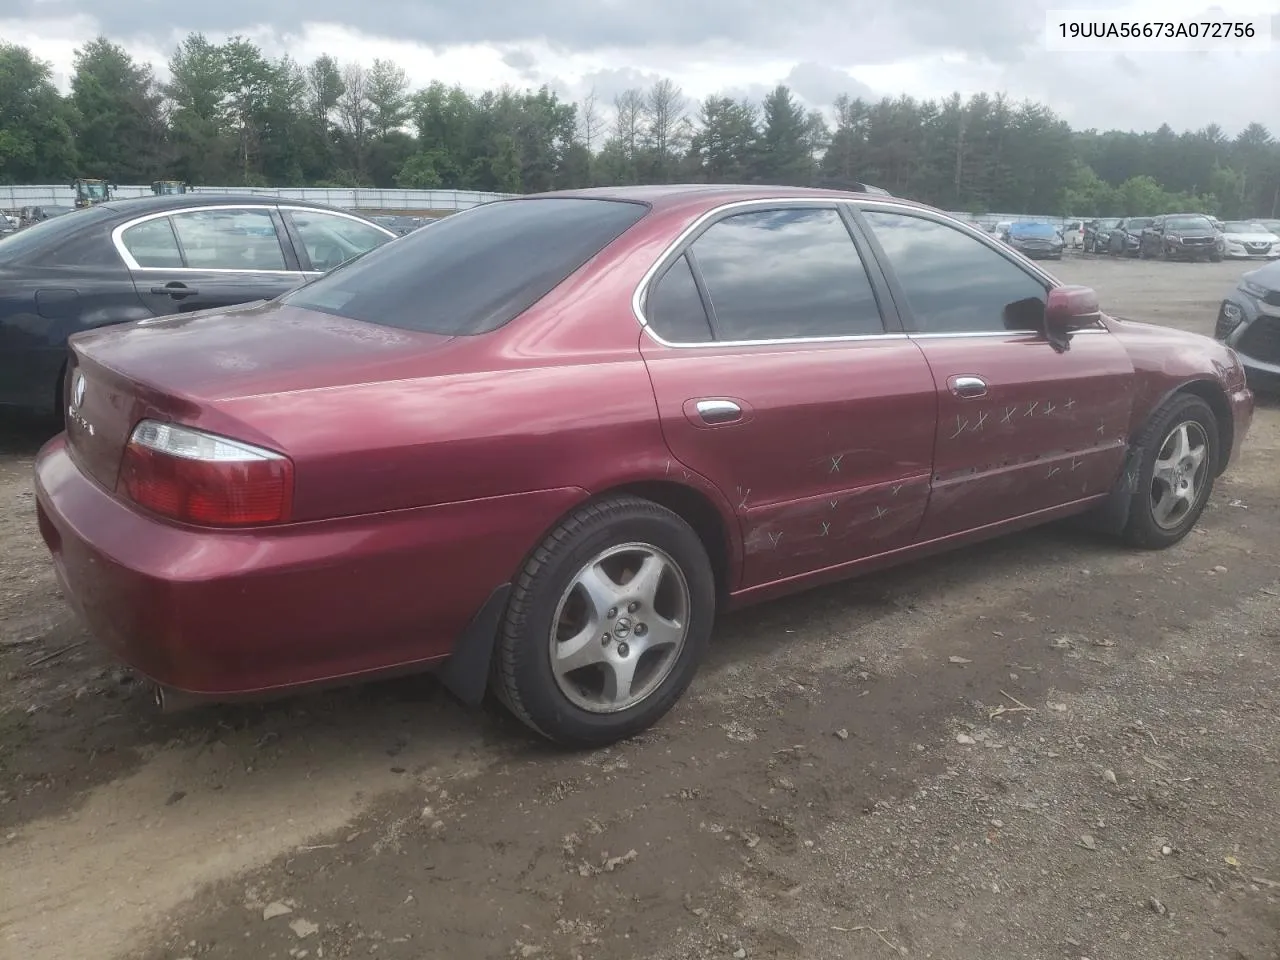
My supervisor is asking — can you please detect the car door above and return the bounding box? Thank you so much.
[852,205,1137,541]
[116,205,306,316]
[638,202,938,588]
[279,208,395,274]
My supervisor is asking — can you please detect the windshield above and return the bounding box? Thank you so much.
[0,205,108,263]
[1099,219,1120,228]
[1166,216,1211,230]
[1126,218,1153,229]
[1223,221,1269,233]
[1009,222,1058,238]
[82,183,107,198]
[282,197,649,335]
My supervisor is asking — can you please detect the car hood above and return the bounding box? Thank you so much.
[1166,229,1216,238]
[1222,232,1279,243]
[1242,260,1280,291]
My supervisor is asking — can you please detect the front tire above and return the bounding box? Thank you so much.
[494,495,716,747]
[1121,394,1219,549]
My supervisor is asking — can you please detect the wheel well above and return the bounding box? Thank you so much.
[602,481,734,601]
[1176,379,1233,474]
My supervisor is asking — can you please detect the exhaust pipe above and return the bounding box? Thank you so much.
[152,683,207,714]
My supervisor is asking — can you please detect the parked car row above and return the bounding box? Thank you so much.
[371,214,438,235]
[20,183,1256,747]
[1083,214,1280,262]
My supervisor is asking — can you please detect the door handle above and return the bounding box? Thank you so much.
[948,375,988,399]
[151,282,197,299]
[695,399,743,424]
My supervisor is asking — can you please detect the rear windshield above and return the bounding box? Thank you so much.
[281,197,649,335]
[0,205,111,264]
[1166,216,1211,230]
[1009,222,1058,238]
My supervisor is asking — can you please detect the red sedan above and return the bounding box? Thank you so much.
[34,185,1254,747]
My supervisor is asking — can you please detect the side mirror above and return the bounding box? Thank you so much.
[1046,285,1101,336]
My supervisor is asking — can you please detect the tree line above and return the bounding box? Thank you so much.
[2,36,1278,218]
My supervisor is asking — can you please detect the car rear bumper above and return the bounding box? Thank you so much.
[35,435,584,697]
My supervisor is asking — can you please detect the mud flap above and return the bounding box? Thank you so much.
[1077,443,1145,535]
[438,583,511,706]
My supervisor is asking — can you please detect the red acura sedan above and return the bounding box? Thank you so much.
[34,185,1254,747]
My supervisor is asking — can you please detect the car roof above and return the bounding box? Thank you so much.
[95,193,355,216]
[527,183,937,216]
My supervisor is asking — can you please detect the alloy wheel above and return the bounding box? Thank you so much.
[1150,420,1209,530]
[548,542,691,714]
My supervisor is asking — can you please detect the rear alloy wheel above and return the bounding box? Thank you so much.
[1122,394,1219,549]
[494,495,715,747]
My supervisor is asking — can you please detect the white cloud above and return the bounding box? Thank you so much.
[4,0,1277,134]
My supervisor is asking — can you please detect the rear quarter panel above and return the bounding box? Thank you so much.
[215,199,742,544]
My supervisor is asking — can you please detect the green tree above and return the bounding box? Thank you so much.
[0,43,77,182]
[69,38,164,181]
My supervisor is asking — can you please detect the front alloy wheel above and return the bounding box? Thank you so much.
[1122,394,1219,549]
[1150,421,1209,530]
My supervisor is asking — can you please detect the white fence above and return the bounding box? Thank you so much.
[1,185,516,212]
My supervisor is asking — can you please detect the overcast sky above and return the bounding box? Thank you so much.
[4,0,1277,135]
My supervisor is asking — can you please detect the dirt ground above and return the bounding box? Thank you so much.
[2,254,1278,960]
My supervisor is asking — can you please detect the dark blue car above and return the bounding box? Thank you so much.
[999,221,1065,260]
[0,194,394,418]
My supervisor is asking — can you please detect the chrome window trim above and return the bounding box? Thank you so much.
[631,195,1106,349]
[112,203,395,273]
[631,197,901,349]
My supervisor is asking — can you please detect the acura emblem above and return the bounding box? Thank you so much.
[71,372,86,410]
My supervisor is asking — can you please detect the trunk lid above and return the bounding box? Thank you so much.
[64,299,454,493]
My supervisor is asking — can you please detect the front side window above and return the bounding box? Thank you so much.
[688,207,884,341]
[287,211,392,272]
[169,208,286,271]
[862,210,1047,335]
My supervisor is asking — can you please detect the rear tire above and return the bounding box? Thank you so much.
[1121,394,1219,550]
[494,495,716,748]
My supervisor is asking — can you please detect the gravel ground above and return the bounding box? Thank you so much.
[1,253,1277,960]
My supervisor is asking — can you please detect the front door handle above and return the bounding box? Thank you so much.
[151,282,197,299]
[949,375,988,399]
[695,399,743,424]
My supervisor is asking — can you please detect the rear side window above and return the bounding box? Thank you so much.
[688,207,884,341]
[282,198,649,335]
[121,218,184,267]
[647,254,714,343]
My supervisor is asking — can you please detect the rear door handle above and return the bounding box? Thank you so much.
[151,282,197,299]
[948,375,988,399]
[695,399,743,424]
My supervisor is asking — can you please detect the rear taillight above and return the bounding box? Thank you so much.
[118,420,293,527]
